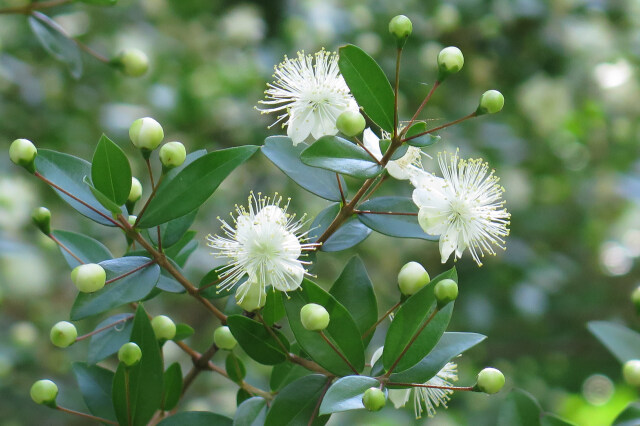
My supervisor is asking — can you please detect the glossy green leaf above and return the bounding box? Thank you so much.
[91,134,132,206]
[270,362,310,392]
[283,279,365,376]
[51,230,113,268]
[158,412,233,426]
[587,321,640,363]
[227,315,290,365]
[404,122,441,147]
[72,362,116,422]
[234,397,268,426]
[498,389,542,426]
[87,313,134,364]
[198,267,238,299]
[264,375,330,426]
[156,268,185,294]
[173,323,194,341]
[261,136,346,202]
[382,268,456,373]
[28,12,82,78]
[71,257,160,320]
[149,209,198,249]
[84,176,122,215]
[613,402,640,426]
[263,289,286,326]
[163,230,198,267]
[225,352,246,383]
[541,414,576,426]
[357,197,438,240]
[319,375,382,415]
[309,203,371,252]
[137,146,259,228]
[338,44,394,132]
[379,138,409,160]
[162,363,182,411]
[237,388,252,406]
[300,135,383,179]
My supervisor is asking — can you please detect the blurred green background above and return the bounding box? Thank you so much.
[1,0,640,424]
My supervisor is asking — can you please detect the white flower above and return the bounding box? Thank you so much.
[207,193,316,302]
[362,128,425,180]
[410,151,510,266]
[256,49,357,145]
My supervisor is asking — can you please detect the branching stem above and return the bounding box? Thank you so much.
[56,406,118,425]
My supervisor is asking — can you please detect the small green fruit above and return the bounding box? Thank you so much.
[389,15,412,46]
[235,280,267,312]
[362,387,386,411]
[9,138,37,172]
[397,261,430,296]
[159,141,186,169]
[477,90,504,115]
[128,177,142,203]
[476,367,505,394]
[300,303,330,331]
[31,207,51,235]
[623,360,640,386]
[129,117,164,151]
[118,342,142,367]
[437,46,464,81]
[71,263,106,293]
[30,379,58,405]
[49,321,77,348]
[213,326,237,350]
[117,48,149,77]
[336,111,366,137]
[151,315,176,340]
[434,278,458,307]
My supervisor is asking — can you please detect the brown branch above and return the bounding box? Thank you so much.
[354,210,417,216]
[133,174,162,227]
[48,233,84,264]
[353,136,382,165]
[308,377,332,426]
[403,112,477,143]
[336,173,346,205]
[401,80,441,138]
[56,406,118,425]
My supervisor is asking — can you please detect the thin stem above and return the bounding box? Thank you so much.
[355,210,418,216]
[393,47,402,139]
[48,233,83,264]
[362,301,401,339]
[56,406,118,425]
[385,308,439,377]
[308,378,332,426]
[360,173,388,203]
[354,136,382,165]
[336,173,346,205]
[125,369,132,426]
[0,0,71,14]
[256,313,289,354]
[403,112,477,143]
[386,382,474,391]
[319,330,358,375]
[76,315,134,342]
[401,81,441,138]
[104,260,156,285]
[133,174,162,227]
[196,275,224,294]
[74,39,110,64]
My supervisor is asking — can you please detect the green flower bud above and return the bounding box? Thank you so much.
[476,90,504,115]
[235,280,267,312]
[127,215,137,226]
[437,46,464,81]
[9,138,37,173]
[129,117,164,152]
[117,48,149,77]
[118,342,142,367]
[128,177,142,203]
[336,111,366,137]
[362,387,386,411]
[632,287,640,315]
[49,321,77,348]
[434,278,458,307]
[151,315,176,340]
[389,15,412,47]
[476,367,505,394]
[213,326,237,350]
[300,303,330,331]
[31,207,51,235]
[623,360,640,386]
[30,379,58,406]
[397,261,430,296]
[71,263,106,293]
[159,141,186,170]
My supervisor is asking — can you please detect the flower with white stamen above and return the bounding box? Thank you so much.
[362,128,425,180]
[256,49,358,145]
[207,193,316,303]
[410,151,510,266]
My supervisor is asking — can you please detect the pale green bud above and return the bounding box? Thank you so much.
[477,90,504,115]
[128,177,142,203]
[476,367,505,394]
[9,138,37,173]
[362,387,386,411]
[336,111,366,137]
[49,321,77,348]
[118,342,142,366]
[300,303,330,331]
[397,261,430,296]
[151,315,176,340]
[213,326,237,350]
[389,15,412,47]
[623,360,640,386]
[31,207,51,235]
[159,141,186,169]
[235,280,267,312]
[129,117,164,151]
[71,263,106,293]
[117,48,149,77]
[437,46,464,81]
[434,278,458,307]
[30,379,58,406]
[127,215,137,226]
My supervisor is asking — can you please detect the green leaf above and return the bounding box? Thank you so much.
[163,230,198,268]
[51,230,113,268]
[404,122,441,147]
[263,289,286,326]
[379,139,409,160]
[382,268,456,373]
[173,323,194,341]
[35,150,125,226]
[357,197,438,240]
[319,375,381,415]
[309,204,371,252]
[91,135,132,206]
[226,315,290,365]
[72,362,116,422]
[283,279,365,376]
[389,332,486,384]
[198,267,238,299]
[162,363,182,411]
[237,388,252,406]
[264,374,330,426]
[613,402,640,426]
[270,362,310,392]
[71,257,160,320]
[84,176,123,215]
[541,414,577,426]
[498,389,542,426]
[138,146,259,228]
[587,321,640,363]
[28,12,82,78]
[158,412,233,426]
[234,397,268,426]
[300,135,383,179]
[225,352,246,383]
[149,209,198,249]
[87,314,134,364]
[338,44,394,132]
[329,257,377,346]
[261,136,346,202]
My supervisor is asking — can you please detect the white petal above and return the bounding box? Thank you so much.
[389,388,412,409]
[271,261,304,292]
[255,205,286,226]
[387,161,409,180]
[439,225,459,263]
[287,108,315,145]
[282,232,302,259]
[362,128,383,160]
[418,207,449,236]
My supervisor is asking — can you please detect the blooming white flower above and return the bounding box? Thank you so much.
[362,128,425,180]
[207,193,316,303]
[256,49,357,145]
[410,151,510,266]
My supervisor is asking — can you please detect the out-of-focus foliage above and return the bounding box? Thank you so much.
[1,0,640,424]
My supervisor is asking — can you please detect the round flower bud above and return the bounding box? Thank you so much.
[9,138,37,173]
[300,303,330,331]
[129,117,164,151]
[434,278,458,307]
[31,207,51,235]
[437,46,464,81]
[389,15,412,47]
[127,215,137,226]
[30,379,58,406]
[117,48,149,78]
[128,177,142,203]
[623,360,640,386]
[159,142,186,169]
[118,342,142,367]
[632,287,640,315]
[397,261,430,296]
[71,263,106,293]
[49,321,77,348]
[235,280,267,312]
[213,326,237,350]
[476,367,505,394]
[151,315,176,340]
[362,387,386,412]
[477,90,504,115]
[336,111,366,137]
